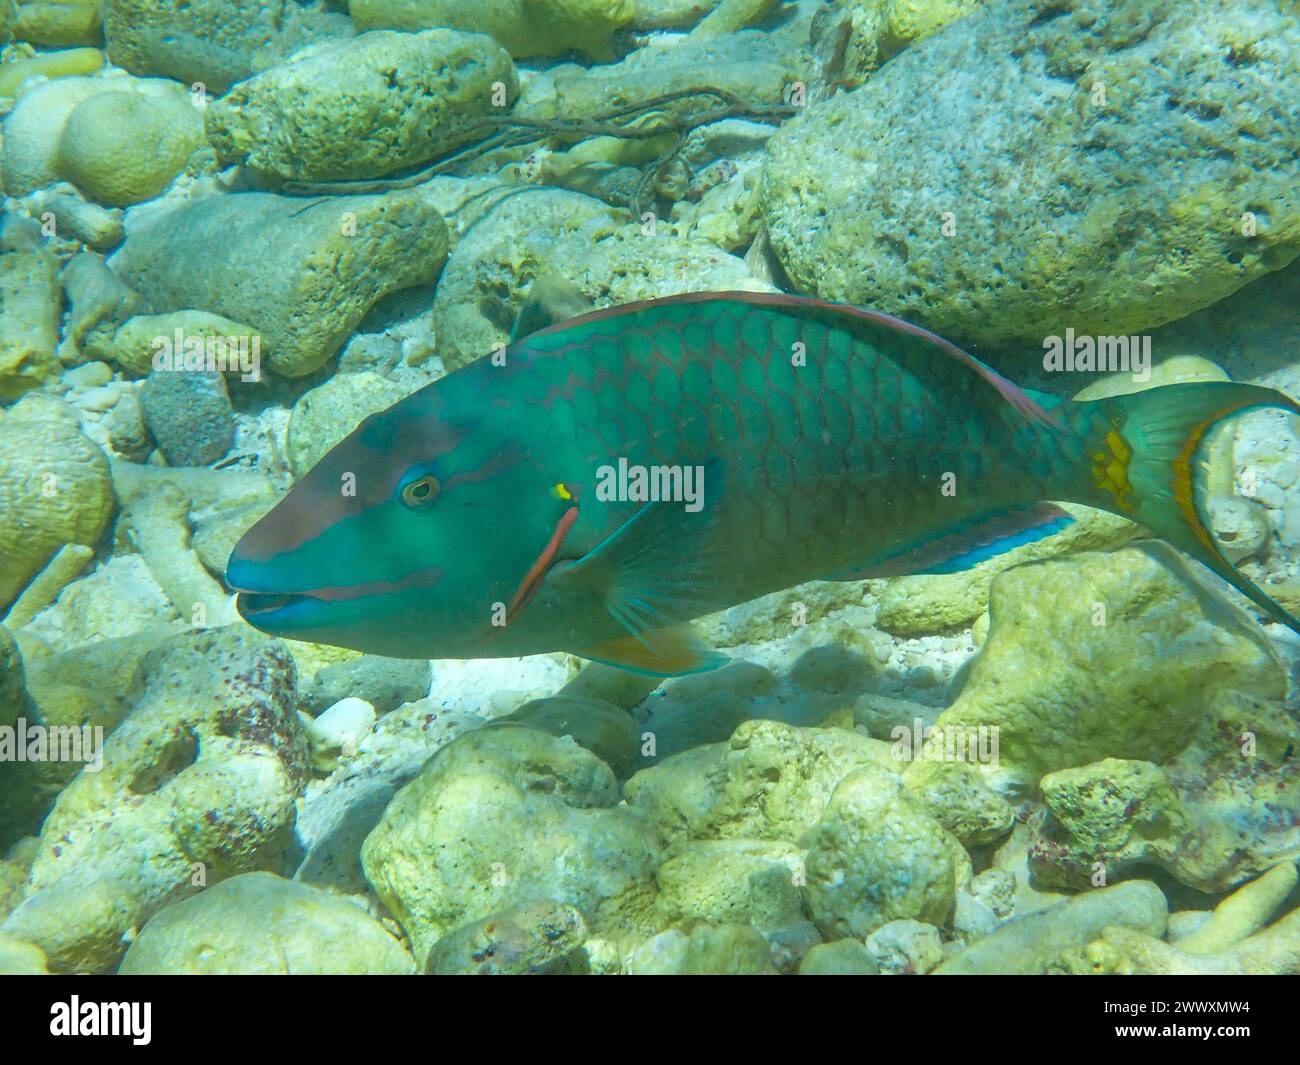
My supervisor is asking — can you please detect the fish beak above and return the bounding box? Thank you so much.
[225,522,321,626]
[234,589,313,620]
[226,555,317,627]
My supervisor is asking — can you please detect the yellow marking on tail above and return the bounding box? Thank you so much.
[1091,424,1136,511]
[1172,417,1222,554]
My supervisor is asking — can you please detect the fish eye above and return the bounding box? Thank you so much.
[400,475,440,508]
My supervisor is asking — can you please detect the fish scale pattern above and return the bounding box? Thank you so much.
[514,297,1062,599]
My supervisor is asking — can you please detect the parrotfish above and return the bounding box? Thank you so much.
[227,290,1300,675]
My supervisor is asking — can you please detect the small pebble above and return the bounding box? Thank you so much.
[62,361,114,390]
[139,369,235,467]
[73,383,121,412]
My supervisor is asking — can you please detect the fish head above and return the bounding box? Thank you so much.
[225,381,573,658]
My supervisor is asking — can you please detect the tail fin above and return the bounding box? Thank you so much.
[1064,381,1300,635]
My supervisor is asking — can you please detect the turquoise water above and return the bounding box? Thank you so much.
[0,0,1297,977]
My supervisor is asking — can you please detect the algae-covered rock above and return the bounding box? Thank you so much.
[57,251,140,362]
[933,543,1286,792]
[802,764,964,939]
[0,628,309,972]
[633,659,770,763]
[58,86,202,206]
[119,483,238,627]
[1,74,106,195]
[654,839,806,930]
[17,627,173,709]
[520,26,796,123]
[107,456,278,515]
[109,190,448,377]
[678,922,777,974]
[630,0,719,28]
[139,369,234,467]
[0,248,60,399]
[1164,864,1295,955]
[0,930,49,974]
[1,74,192,198]
[1061,866,1300,975]
[361,726,660,960]
[0,47,104,97]
[191,502,275,578]
[1029,759,1189,888]
[873,503,1139,635]
[1163,692,1300,892]
[764,0,1300,350]
[798,937,876,975]
[351,0,633,60]
[1068,912,1300,976]
[0,662,129,842]
[206,29,517,183]
[16,556,177,651]
[429,188,769,370]
[627,922,777,974]
[1029,759,1185,889]
[1030,691,1300,894]
[0,395,114,610]
[302,697,376,772]
[89,309,263,378]
[424,899,586,975]
[103,0,350,94]
[499,695,640,778]
[118,872,414,974]
[624,718,894,847]
[811,0,981,87]
[1205,494,1272,564]
[901,758,1014,847]
[13,0,102,46]
[285,371,407,478]
[37,187,124,250]
[863,918,944,975]
[301,655,430,717]
[935,880,1168,975]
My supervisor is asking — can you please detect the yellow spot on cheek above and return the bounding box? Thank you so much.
[554,483,572,501]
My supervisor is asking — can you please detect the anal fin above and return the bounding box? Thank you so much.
[824,503,1075,580]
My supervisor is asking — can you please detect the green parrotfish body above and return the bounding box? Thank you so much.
[226,291,1300,675]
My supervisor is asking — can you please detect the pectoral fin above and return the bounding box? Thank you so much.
[550,459,727,675]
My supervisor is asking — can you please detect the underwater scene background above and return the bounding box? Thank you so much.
[0,0,1298,978]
